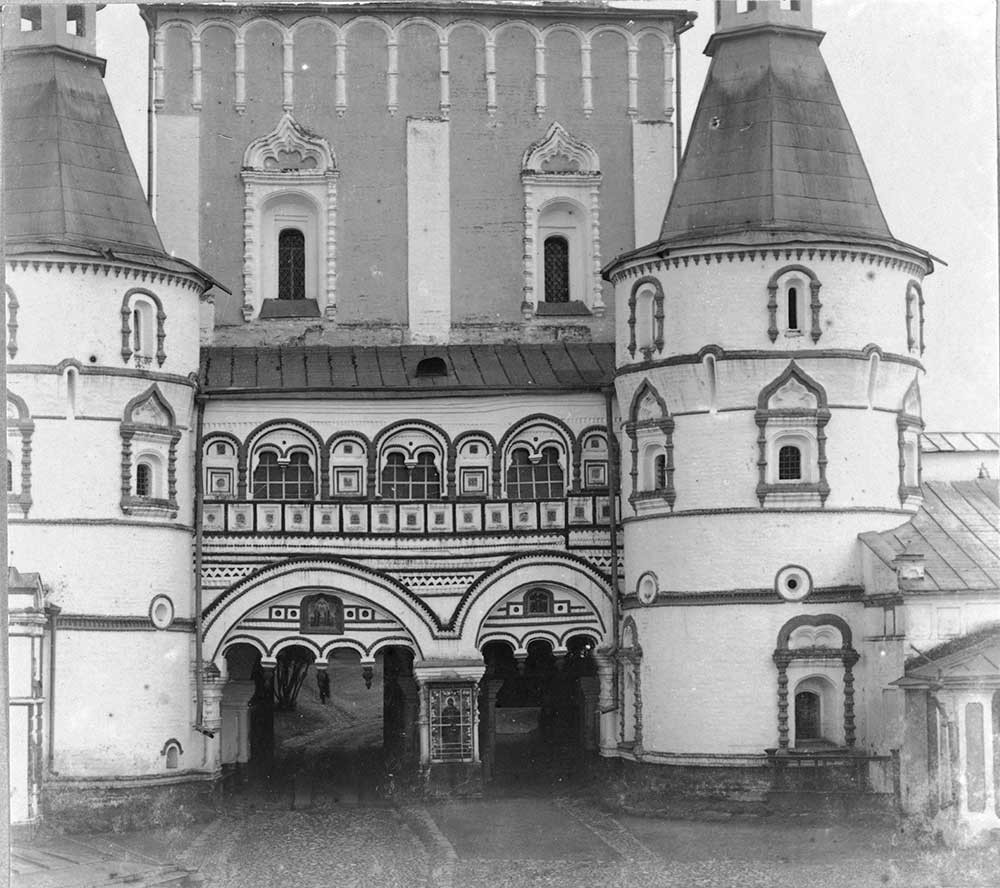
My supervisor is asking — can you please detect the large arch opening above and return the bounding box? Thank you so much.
[220,639,417,799]
[479,633,598,787]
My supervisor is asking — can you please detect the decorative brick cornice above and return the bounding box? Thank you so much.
[5,258,204,294]
[608,245,928,286]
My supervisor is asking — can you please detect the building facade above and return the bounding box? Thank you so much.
[3,0,998,842]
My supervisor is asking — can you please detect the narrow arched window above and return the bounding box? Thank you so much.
[165,745,179,769]
[507,446,564,500]
[787,287,799,331]
[654,454,667,490]
[6,458,13,493]
[136,462,153,497]
[778,445,802,481]
[543,236,570,303]
[133,308,143,353]
[278,229,306,300]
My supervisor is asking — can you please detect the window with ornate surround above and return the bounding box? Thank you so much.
[455,433,494,498]
[499,419,573,500]
[905,280,925,356]
[521,122,602,319]
[627,277,664,361]
[7,390,34,517]
[375,424,448,501]
[626,380,675,512]
[247,426,320,502]
[755,363,830,507]
[767,265,822,344]
[120,288,166,368]
[242,112,338,321]
[120,385,180,517]
[897,377,923,506]
[328,434,369,498]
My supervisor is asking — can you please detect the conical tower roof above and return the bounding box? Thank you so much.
[2,11,221,286]
[3,47,166,256]
[659,10,892,246]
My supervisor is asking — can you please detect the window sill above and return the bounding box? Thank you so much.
[527,300,595,319]
[7,495,32,518]
[258,299,321,319]
[757,482,828,508]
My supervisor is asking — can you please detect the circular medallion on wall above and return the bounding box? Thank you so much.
[636,571,659,606]
[149,595,175,630]
[774,565,813,602]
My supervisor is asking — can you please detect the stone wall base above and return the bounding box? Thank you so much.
[43,774,220,833]
[593,756,897,821]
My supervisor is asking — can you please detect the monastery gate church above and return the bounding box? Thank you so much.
[4,0,999,841]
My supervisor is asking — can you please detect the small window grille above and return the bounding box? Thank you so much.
[795,691,821,740]
[136,462,153,497]
[506,447,564,499]
[778,445,802,481]
[543,236,570,303]
[382,452,441,500]
[277,229,306,300]
[654,454,667,490]
[252,451,315,500]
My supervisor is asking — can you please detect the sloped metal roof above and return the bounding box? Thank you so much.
[921,432,1000,453]
[200,343,616,396]
[3,47,164,254]
[859,480,1000,594]
[659,24,892,245]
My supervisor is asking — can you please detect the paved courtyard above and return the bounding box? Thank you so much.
[14,795,1000,888]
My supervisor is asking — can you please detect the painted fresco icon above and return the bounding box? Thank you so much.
[299,592,345,635]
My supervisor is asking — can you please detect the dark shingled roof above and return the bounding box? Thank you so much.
[3,46,165,255]
[200,343,616,396]
[660,23,892,245]
[859,480,1000,594]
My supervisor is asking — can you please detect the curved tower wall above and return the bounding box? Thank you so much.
[6,259,205,780]
[611,240,929,754]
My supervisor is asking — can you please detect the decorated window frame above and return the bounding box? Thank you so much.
[6,390,34,517]
[327,433,369,498]
[578,428,609,491]
[454,432,495,498]
[203,433,240,499]
[374,423,449,501]
[242,112,338,321]
[627,277,664,360]
[120,288,166,368]
[498,417,573,500]
[897,377,923,506]
[626,380,675,512]
[767,265,822,344]
[5,284,19,360]
[904,280,925,356]
[120,385,180,517]
[521,122,603,319]
[755,362,830,507]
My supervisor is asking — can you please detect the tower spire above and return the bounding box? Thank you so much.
[659,0,892,246]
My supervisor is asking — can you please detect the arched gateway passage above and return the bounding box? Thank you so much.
[210,556,613,792]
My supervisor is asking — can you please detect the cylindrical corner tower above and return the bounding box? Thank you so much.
[3,3,218,825]
[605,0,934,759]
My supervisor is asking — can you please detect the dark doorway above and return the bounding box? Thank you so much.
[480,635,597,789]
[221,642,416,803]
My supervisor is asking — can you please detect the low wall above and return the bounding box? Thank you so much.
[43,772,220,833]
